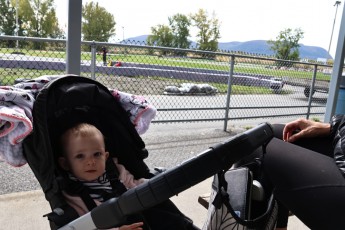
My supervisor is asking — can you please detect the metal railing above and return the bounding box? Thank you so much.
[0,35,335,127]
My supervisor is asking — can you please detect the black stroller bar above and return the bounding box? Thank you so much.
[58,122,273,230]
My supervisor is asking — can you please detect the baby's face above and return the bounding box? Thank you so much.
[63,133,109,181]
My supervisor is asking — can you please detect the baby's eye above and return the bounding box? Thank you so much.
[94,152,102,157]
[75,154,84,159]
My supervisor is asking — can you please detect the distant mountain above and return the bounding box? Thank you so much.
[218,40,273,55]
[126,35,149,43]
[218,40,332,60]
[126,35,331,60]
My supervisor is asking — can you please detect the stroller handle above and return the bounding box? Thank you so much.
[58,122,273,230]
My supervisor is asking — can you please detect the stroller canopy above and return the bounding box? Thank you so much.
[23,75,150,205]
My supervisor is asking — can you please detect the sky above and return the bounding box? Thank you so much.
[55,0,344,58]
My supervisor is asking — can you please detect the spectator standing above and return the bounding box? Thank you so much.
[102,46,107,66]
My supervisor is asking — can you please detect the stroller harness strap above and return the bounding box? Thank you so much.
[63,178,98,211]
[106,158,128,196]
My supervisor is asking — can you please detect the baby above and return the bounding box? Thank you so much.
[58,123,145,230]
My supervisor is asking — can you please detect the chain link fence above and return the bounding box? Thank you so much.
[0,35,336,125]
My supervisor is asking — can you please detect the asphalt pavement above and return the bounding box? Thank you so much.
[0,119,310,229]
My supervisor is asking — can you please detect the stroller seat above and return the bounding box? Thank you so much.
[22,75,197,229]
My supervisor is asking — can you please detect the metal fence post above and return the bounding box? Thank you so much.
[90,41,96,80]
[306,64,318,119]
[223,55,235,131]
[66,0,82,75]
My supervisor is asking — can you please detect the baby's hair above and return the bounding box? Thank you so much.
[60,123,105,155]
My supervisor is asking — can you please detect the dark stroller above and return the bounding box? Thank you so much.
[22,75,274,229]
[21,75,198,229]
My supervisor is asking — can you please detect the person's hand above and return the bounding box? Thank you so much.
[283,118,331,142]
[119,222,144,230]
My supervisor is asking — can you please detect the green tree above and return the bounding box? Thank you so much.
[0,0,16,35]
[0,0,17,47]
[147,25,174,55]
[168,13,191,49]
[267,28,304,62]
[19,0,61,37]
[18,0,62,49]
[82,2,116,42]
[190,9,220,54]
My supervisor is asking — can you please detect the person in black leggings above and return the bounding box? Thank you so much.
[262,117,345,230]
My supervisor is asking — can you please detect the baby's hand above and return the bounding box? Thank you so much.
[119,222,144,230]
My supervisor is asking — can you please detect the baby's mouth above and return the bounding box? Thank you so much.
[86,170,96,173]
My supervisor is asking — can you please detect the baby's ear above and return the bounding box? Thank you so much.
[105,151,109,159]
[58,157,69,171]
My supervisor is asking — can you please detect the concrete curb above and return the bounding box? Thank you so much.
[0,190,50,230]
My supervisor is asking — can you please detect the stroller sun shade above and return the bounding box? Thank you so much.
[23,76,151,217]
